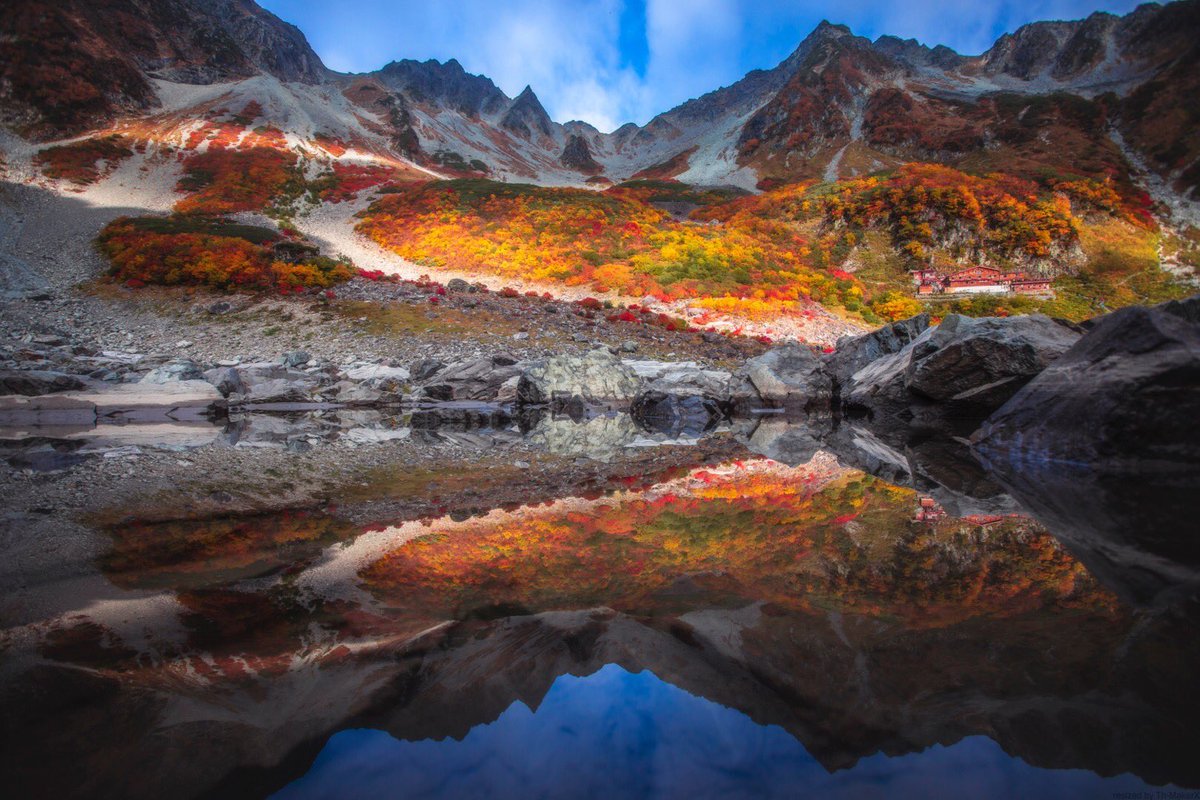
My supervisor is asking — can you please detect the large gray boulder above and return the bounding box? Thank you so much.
[420,355,523,402]
[825,313,930,389]
[626,360,733,399]
[140,361,205,384]
[203,367,244,397]
[974,296,1200,468]
[843,313,1079,427]
[334,380,384,406]
[518,348,641,407]
[0,369,85,396]
[905,314,1079,405]
[738,343,832,409]
[229,364,324,405]
[342,364,410,388]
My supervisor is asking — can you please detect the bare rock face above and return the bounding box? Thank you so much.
[740,343,832,410]
[203,367,243,397]
[843,314,1080,428]
[560,134,603,175]
[825,313,930,390]
[974,296,1200,468]
[420,355,523,402]
[500,85,555,140]
[0,370,85,396]
[228,364,324,405]
[626,361,733,399]
[905,314,1080,405]
[518,348,641,407]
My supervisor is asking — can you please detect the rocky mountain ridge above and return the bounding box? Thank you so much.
[3,0,1198,200]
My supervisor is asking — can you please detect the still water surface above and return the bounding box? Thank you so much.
[2,421,1197,799]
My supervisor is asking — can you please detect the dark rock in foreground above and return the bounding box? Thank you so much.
[739,343,832,410]
[824,313,929,389]
[974,297,1200,468]
[842,313,1080,433]
[0,369,85,396]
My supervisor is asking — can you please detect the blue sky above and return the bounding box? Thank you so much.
[259,0,1147,132]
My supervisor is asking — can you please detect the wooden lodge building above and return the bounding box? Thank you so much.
[913,266,1053,297]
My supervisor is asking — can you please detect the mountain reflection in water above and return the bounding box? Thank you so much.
[2,438,1198,800]
[274,666,1174,800]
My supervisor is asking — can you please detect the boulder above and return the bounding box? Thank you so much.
[421,355,524,402]
[281,350,312,368]
[518,348,641,407]
[229,365,323,405]
[334,381,384,406]
[825,313,929,389]
[843,313,1080,428]
[203,367,244,397]
[410,358,446,383]
[344,364,410,384]
[342,364,410,401]
[739,343,832,409]
[626,360,733,399]
[974,296,1200,467]
[905,314,1079,405]
[231,378,315,405]
[0,369,85,396]
[140,361,205,384]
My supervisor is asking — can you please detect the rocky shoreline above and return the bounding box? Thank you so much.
[4,294,1197,463]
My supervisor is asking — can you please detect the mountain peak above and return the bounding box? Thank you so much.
[811,19,853,39]
[502,84,553,139]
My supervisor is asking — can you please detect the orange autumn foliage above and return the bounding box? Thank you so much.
[361,466,1116,628]
[175,147,299,215]
[355,178,865,314]
[97,217,354,290]
[819,163,1079,261]
[34,134,133,185]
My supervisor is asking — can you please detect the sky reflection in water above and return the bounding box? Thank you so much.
[275,665,1171,800]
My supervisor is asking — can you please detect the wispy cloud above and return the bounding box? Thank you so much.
[260,0,1146,131]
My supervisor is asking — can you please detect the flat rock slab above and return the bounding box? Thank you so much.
[0,380,223,425]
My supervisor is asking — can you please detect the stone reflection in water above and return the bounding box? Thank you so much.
[1,454,1197,800]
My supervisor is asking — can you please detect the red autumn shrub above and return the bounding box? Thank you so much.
[97,216,354,291]
[35,134,133,185]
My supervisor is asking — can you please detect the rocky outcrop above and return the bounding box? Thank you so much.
[139,361,205,384]
[739,343,832,410]
[202,367,243,397]
[843,314,1080,431]
[905,315,1079,405]
[560,134,603,175]
[420,355,523,402]
[0,369,85,396]
[974,297,1200,468]
[627,360,733,399]
[518,349,641,408]
[228,363,326,406]
[825,314,930,389]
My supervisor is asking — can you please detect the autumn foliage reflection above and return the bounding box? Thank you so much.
[362,461,1116,627]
